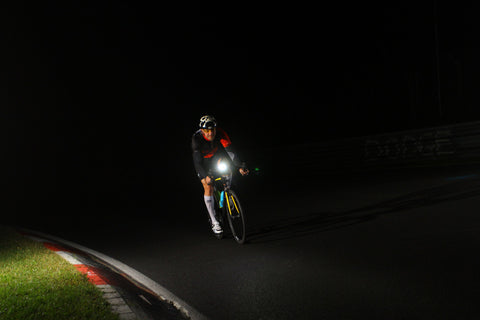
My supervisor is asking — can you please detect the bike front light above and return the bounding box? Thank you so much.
[217,161,228,173]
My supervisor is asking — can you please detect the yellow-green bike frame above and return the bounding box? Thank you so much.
[212,173,246,244]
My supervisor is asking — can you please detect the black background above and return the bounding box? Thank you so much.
[2,2,480,227]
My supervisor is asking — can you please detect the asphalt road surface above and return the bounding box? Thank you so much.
[37,166,480,319]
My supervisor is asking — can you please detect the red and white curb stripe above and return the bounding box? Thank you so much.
[27,236,137,320]
[21,230,208,320]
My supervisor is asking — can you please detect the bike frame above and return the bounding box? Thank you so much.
[207,158,247,244]
[214,174,240,217]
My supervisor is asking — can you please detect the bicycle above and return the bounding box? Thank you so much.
[207,160,247,244]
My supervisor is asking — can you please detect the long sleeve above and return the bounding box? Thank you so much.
[192,135,207,179]
[224,145,244,168]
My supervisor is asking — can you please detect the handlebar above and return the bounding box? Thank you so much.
[206,164,249,184]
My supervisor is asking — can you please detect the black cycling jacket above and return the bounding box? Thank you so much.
[191,128,242,179]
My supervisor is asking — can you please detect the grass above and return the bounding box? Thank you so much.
[0,226,119,320]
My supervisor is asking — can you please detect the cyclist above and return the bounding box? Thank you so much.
[192,115,249,234]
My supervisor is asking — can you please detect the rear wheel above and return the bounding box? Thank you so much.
[224,190,246,244]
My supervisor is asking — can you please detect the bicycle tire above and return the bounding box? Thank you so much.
[224,189,246,244]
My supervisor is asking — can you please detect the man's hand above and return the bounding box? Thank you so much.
[239,168,249,176]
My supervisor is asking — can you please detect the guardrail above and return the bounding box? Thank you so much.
[269,121,480,175]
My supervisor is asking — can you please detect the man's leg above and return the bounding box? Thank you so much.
[201,178,221,232]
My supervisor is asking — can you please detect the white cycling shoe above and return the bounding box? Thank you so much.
[212,222,223,234]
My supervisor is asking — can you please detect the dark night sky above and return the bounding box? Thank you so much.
[2,2,480,223]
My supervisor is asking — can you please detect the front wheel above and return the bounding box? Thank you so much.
[223,190,246,244]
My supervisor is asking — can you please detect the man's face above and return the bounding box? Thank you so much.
[202,128,216,141]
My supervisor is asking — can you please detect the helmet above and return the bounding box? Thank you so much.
[199,115,217,129]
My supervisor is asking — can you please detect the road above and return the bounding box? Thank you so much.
[36,166,480,319]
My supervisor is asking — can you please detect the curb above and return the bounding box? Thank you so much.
[19,229,208,320]
[41,239,137,320]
